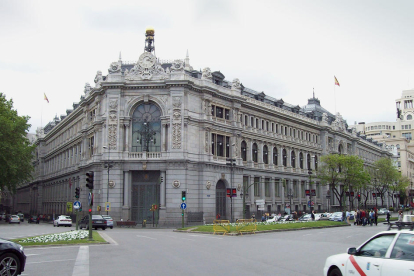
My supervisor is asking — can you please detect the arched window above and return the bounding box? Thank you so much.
[241,141,247,161]
[132,103,161,152]
[408,114,413,120]
[314,155,318,171]
[299,152,303,169]
[338,144,343,154]
[263,145,268,164]
[282,149,287,167]
[273,147,278,165]
[252,143,258,162]
[307,154,311,170]
[291,151,296,168]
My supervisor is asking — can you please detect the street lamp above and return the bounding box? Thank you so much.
[135,119,156,152]
[103,146,113,215]
[287,187,294,215]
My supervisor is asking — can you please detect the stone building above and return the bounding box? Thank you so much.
[10,28,390,224]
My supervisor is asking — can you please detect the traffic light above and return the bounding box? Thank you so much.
[88,208,92,213]
[75,187,80,198]
[358,193,361,201]
[86,171,94,190]
[181,191,186,201]
[226,188,231,197]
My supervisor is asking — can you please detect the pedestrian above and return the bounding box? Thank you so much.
[346,210,350,224]
[386,210,391,224]
[369,210,374,226]
[398,210,403,222]
[311,210,315,221]
[36,215,40,224]
[216,213,221,220]
[374,209,378,226]
[261,214,266,222]
[355,210,359,226]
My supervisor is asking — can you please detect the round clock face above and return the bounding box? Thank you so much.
[139,52,156,69]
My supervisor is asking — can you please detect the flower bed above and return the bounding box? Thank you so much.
[17,230,89,244]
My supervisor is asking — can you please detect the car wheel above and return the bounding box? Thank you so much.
[54,223,56,227]
[110,227,113,229]
[79,225,83,229]
[102,227,106,230]
[86,225,89,230]
[94,227,98,230]
[57,223,59,227]
[328,267,342,276]
[0,253,21,276]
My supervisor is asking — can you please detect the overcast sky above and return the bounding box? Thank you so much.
[1,0,413,133]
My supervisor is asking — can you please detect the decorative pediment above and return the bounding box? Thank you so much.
[125,52,169,81]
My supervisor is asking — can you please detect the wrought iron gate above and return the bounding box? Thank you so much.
[131,171,160,224]
[216,180,226,219]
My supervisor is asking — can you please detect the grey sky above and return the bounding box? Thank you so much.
[1,0,413,132]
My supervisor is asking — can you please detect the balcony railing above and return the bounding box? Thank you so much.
[128,152,162,159]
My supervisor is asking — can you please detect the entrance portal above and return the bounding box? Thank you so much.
[131,171,160,224]
[215,180,227,219]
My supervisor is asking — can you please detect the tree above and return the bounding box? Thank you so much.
[317,154,368,211]
[388,176,409,208]
[341,155,371,211]
[372,158,400,207]
[0,93,35,193]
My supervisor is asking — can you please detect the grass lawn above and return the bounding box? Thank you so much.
[12,230,107,246]
[178,220,348,233]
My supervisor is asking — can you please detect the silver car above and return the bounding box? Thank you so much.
[102,215,114,229]
[9,215,20,224]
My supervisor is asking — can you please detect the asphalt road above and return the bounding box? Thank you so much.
[0,220,390,276]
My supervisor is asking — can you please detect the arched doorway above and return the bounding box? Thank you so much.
[216,180,227,219]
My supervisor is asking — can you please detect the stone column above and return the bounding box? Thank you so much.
[122,171,131,220]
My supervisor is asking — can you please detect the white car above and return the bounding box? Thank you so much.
[102,215,114,229]
[378,208,389,215]
[53,215,72,227]
[323,229,414,276]
[329,212,343,222]
[9,215,20,224]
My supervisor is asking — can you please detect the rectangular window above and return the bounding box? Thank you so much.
[216,106,223,118]
[225,109,230,120]
[301,182,305,198]
[88,136,94,157]
[265,178,270,197]
[211,105,215,116]
[275,179,280,197]
[254,177,260,197]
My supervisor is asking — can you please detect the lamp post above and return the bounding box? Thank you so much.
[135,119,156,152]
[226,143,236,222]
[103,146,113,215]
[308,169,313,213]
[287,187,294,215]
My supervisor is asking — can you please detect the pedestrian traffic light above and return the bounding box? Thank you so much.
[227,188,231,197]
[88,208,92,213]
[86,171,94,190]
[181,191,186,201]
[75,187,80,198]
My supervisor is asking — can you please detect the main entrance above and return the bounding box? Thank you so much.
[131,171,160,224]
[215,180,227,219]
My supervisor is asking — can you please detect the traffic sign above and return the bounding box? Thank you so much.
[180,203,187,210]
[307,201,314,207]
[73,201,81,210]
[66,202,73,212]
[105,202,111,212]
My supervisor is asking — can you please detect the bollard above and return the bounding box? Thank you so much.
[142,220,146,228]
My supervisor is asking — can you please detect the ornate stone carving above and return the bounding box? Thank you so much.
[108,62,121,73]
[94,71,103,87]
[108,124,117,150]
[171,60,184,72]
[201,67,212,81]
[109,100,118,110]
[172,97,182,108]
[322,112,329,124]
[232,78,241,90]
[172,123,181,149]
[205,131,209,152]
[84,83,91,95]
[332,113,346,131]
[125,52,169,81]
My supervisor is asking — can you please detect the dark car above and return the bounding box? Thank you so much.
[0,237,26,275]
[79,215,107,230]
[27,215,38,224]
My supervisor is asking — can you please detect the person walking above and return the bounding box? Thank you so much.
[369,210,374,226]
[398,210,403,222]
[311,210,315,221]
[374,209,378,226]
[386,210,391,224]
[355,210,360,226]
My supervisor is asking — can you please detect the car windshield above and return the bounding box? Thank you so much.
[92,215,103,219]
[102,216,112,219]
[60,216,71,219]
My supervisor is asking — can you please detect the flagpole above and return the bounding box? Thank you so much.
[41,93,43,130]
[334,84,337,114]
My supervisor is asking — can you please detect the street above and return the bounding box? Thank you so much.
[0,221,390,276]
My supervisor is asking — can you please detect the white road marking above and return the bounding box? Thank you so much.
[188,235,223,239]
[72,246,89,276]
[99,232,118,245]
[136,235,157,240]
[27,259,75,264]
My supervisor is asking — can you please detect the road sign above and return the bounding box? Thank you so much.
[66,202,73,212]
[73,201,81,210]
[307,201,314,207]
[105,202,111,212]
[88,193,94,206]
[180,203,187,210]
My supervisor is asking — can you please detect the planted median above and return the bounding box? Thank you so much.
[178,220,348,233]
[11,230,107,246]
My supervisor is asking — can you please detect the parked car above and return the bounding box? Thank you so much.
[329,212,343,222]
[16,213,24,222]
[9,215,20,224]
[299,214,312,221]
[349,211,355,220]
[79,215,107,230]
[27,215,38,224]
[101,215,114,229]
[324,229,414,276]
[280,214,295,222]
[53,215,72,227]
[378,208,389,215]
[0,237,26,275]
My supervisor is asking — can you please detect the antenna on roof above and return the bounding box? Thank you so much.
[313,88,315,98]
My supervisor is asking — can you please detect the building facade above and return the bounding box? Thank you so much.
[10,29,391,224]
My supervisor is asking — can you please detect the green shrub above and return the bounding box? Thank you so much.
[405,208,410,212]
[389,207,394,211]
